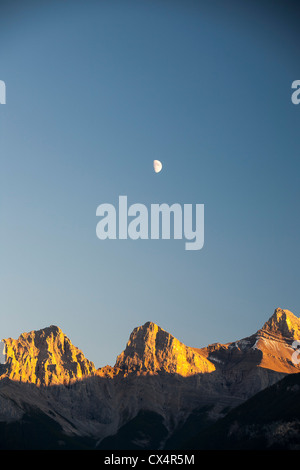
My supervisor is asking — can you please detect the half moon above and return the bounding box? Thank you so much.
[153,160,162,173]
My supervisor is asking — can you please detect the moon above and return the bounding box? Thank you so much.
[153,160,162,173]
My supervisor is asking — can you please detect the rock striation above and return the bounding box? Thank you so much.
[3,325,96,386]
[114,321,215,376]
[200,308,300,377]
[260,308,300,341]
[0,308,299,449]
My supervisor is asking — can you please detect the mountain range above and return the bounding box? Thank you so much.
[0,307,299,450]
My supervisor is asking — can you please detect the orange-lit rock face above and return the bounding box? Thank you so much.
[200,308,300,375]
[114,322,215,376]
[2,308,300,388]
[260,308,300,341]
[254,308,300,373]
[0,309,299,448]
[3,325,96,386]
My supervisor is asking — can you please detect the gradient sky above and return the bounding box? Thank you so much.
[1,0,300,367]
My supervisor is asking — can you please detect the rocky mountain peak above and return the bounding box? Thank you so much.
[3,325,96,386]
[114,321,215,376]
[259,308,300,340]
[2,308,300,387]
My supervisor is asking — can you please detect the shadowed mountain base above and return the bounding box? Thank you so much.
[0,308,299,449]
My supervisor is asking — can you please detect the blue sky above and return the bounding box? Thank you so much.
[1,0,300,367]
